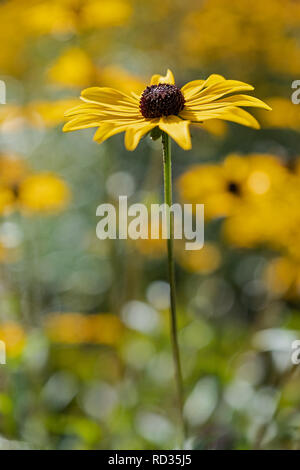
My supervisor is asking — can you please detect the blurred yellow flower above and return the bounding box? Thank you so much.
[181,0,300,77]
[0,0,132,75]
[28,99,80,127]
[0,186,16,215]
[257,97,300,131]
[78,0,132,29]
[18,173,71,213]
[24,1,74,35]
[0,99,79,129]
[178,153,286,220]
[179,153,300,259]
[0,103,46,130]
[222,172,300,251]
[45,313,123,345]
[201,119,228,138]
[0,154,29,188]
[222,200,277,249]
[87,314,123,344]
[0,155,29,214]
[177,242,221,274]
[25,0,132,34]
[48,49,146,95]
[0,322,26,358]
[0,243,8,262]
[0,3,27,75]
[264,257,300,299]
[48,48,97,88]
[46,313,89,344]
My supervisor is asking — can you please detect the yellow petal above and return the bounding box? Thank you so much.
[93,118,156,146]
[93,122,128,143]
[65,102,140,120]
[158,116,191,150]
[202,74,226,87]
[81,87,139,107]
[65,103,105,117]
[215,107,260,129]
[181,79,204,94]
[131,91,142,100]
[213,94,271,110]
[63,116,101,132]
[150,69,175,86]
[184,80,255,105]
[181,107,260,129]
[187,95,271,112]
[181,74,225,100]
[125,121,158,151]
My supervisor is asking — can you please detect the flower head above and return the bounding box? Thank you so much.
[178,153,286,219]
[19,173,71,213]
[0,322,26,358]
[63,69,271,151]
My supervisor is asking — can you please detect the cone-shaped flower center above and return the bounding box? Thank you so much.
[139,84,185,118]
[227,182,241,195]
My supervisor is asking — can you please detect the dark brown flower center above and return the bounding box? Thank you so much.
[227,182,241,195]
[139,84,185,118]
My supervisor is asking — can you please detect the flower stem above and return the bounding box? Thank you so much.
[161,131,186,447]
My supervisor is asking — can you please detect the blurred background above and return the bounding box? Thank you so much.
[0,0,300,450]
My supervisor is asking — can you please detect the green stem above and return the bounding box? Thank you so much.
[161,131,186,447]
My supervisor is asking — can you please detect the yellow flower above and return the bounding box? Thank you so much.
[24,0,132,35]
[78,0,132,29]
[0,186,15,215]
[181,0,300,77]
[177,242,221,274]
[48,48,97,88]
[222,170,300,251]
[178,153,300,254]
[264,257,300,299]
[28,99,80,127]
[18,173,70,213]
[0,99,79,129]
[201,119,228,138]
[48,48,146,95]
[63,69,270,151]
[45,313,90,344]
[222,201,275,248]
[178,153,285,220]
[0,154,29,188]
[45,313,122,345]
[0,322,26,358]
[257,97,300,131]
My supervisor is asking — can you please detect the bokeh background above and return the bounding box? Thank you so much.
[0,0,300,450]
